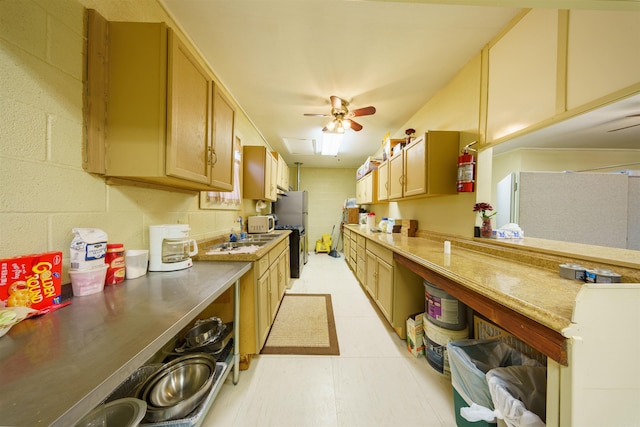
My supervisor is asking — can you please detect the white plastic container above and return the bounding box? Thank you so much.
[386,218,395,234]
[125,249,149,279]
[70,264,107,296]
[366,213,376,229]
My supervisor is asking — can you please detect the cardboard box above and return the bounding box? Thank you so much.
[401,219,418,237]
[347,207,360,224]
[1,252,63,311]
[406,312,425,357]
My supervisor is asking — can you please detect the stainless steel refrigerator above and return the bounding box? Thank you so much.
[274,191,309,265]
[274,190,308,230]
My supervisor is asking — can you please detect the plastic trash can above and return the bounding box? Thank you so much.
[447,339,542,427]
[486,365,547,427]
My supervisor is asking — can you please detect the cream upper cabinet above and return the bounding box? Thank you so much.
[566,10,640,110]
[388,151,404,200]
[377,160,389,202]
[485,9,558,143]
[356,171,377,205]
[243,146,278,201]
[101,21,230,191]
[210,87,235,191]
[272,152,290,191]
[388,131,459,200]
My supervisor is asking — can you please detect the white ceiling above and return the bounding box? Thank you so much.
[159,0,640,168]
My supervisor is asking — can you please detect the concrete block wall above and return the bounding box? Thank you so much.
[0,0,249,282]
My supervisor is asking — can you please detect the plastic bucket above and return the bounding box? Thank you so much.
[424,280,467,330]
[423,317,468,376]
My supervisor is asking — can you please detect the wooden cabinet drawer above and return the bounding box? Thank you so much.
[256,255,270,278]
[269,239,287,264]
[366,240,393,265]
[357,235,366,247]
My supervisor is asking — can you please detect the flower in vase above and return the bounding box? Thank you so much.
[473,202,497,220]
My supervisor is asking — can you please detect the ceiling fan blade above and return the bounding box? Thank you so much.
[304,113,331,117]
[330,96,344,110]
[351,106,376,117]
[348,119,363,131]
[607,122,640,133]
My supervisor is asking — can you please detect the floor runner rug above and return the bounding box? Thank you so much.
[261,293,340,355]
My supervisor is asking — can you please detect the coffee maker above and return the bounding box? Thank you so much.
[149,224,198,272]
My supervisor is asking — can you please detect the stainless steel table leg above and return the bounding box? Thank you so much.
[233,278,240,385]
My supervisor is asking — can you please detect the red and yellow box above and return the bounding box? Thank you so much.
[1,252,63,311]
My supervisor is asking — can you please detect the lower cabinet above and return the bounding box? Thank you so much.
[239,237,290,367]
[366,241,394,322]
[346,228,425,339]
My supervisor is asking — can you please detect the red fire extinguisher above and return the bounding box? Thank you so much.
[457,141,477,193]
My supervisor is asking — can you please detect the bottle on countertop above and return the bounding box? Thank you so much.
[378,217,388,233]
[105,243,125,285]
[386,218,395,234]
[367,212,376,229]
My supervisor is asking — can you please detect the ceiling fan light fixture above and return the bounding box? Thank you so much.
[321,132,342,156]
[326,120,336,131]
[342,119,351,129]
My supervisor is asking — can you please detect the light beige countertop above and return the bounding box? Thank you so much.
[346,225,586,335]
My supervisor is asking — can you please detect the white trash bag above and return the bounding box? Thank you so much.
[486,365,547,427]
[447,339,542,425]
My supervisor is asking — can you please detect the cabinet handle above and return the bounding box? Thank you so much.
[211,148,218,166]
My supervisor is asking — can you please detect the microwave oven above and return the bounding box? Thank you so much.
[248,215,275,233]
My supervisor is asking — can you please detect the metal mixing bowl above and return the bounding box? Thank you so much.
[183,317,223,348]
[138,353,217,422]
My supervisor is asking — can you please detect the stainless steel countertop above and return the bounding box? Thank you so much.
[0,260,251,427]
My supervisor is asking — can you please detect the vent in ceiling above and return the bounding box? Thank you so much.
[282,138,317,155]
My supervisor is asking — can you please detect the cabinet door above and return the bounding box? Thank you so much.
[403,137,427,197]
[210,87,235,191]
[376,259,393,322]
[264,151,277,201]
[377,161,389,201]
[243,146,277,201]
[388,152,404,199]
[277,252,287,299]
[355,177,364,204]
[268,264,279,322]
[365,251,377,298]
[166,32,212,184]
[257,272,270,347]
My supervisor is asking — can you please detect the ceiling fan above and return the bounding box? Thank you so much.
[607,113,640,132]
[304,96,376,132]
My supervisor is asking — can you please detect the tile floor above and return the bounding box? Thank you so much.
[201,251,457,427]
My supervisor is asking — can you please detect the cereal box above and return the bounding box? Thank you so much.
[0,252,63,311]
[406,312,425,357]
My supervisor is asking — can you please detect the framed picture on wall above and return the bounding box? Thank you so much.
[199,136,242,210]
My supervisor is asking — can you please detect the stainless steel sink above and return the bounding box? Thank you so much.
[207,241,263,251]
[204,233,282,252]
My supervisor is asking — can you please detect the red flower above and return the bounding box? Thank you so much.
[473,202,496,219]
[405,128,415,136]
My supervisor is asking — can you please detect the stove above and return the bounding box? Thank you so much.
[274,224,306,278]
